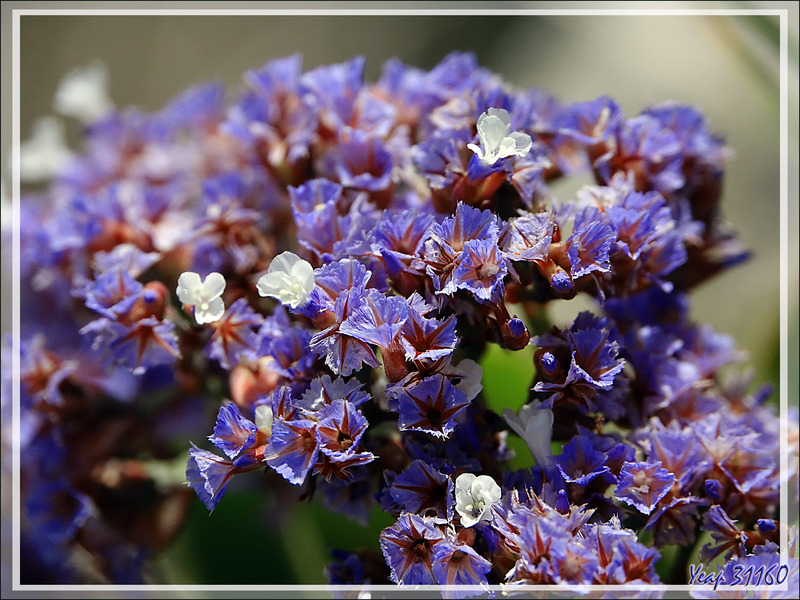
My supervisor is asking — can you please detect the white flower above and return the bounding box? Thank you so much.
[467,108,533,165]
[19,117,72,182]
[256,252,315,309]
[176,271,226,325]
[454,473,502,528]
[503,401,554,467]
[53,60,113,124]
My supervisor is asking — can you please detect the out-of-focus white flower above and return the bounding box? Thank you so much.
[176,271,226,325]
[503,401,554,467]
[19,117,72,182]
[256,251,315,309]
[1,179,10,234]
[467,108,532,165]
[454,473,502,528]
[53,60,113,124]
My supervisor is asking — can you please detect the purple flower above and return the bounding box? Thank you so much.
[207,402,259,459]
[548,538,600,585]
[338,288,408,352]
[317,415,374,463]
[83,316,180,375]
[298,375,371,412]
[534,312,625,412]
[314,399,370,454]
[82,268,143,320]
[699,504,748,563]
[389,459,454,521]
[379,513,445,585]
[412,128,473,193]
[264,417,319,485]
[450,238,508,302]
[614,460,676,515]
[309,288,381,376]
[185,444,240,512]
[553,435,615,488]
[499,211,553,263]
[431,538,491,596]
[300,56,366,132]
[595,114,685,195]
[644,495,704,547]
[319,127,393,193]
[393,374,471,439]
[565,220,614,279]
[205,298,264,369]
[399,310,458,364]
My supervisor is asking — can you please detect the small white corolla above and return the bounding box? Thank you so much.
[256,251,315,309]
[454,472,502,528]
[176,271,226,325]
[467,108,533,165]
[503,401,554,468]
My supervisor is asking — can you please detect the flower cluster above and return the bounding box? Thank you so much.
[8,51,795,594]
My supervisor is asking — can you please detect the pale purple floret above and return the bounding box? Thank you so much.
[450,238,508,302]
[299,56,366,131]
[264,417,319,485]
[372,208,434,278]
[603,530,662,584]
[379,513,445,585]
[559,96,623,146]
[411,128,473,191]
[185,444,239,512]
[565,220,614,279]
[431,537,492,596]
[393,373,471,439]
[226,54,317,167]
[338,288,409,351]
[301,258,372,319]
[207,403,259,459]
[298,375,371,412]
[320,127,394,192]
[499,211,553,263]
[553,435,615,488]
[647,419,709,491]
[614,460,676,515]
[400,310,458,364]
[85,316,180,375]
[642,103,729,175]
[596,114,686,195]
[313,399,375,481]
[699,504,748,563]
[388,459,454,521]
[548,537,601,585]
[431,203,500,252]
[205,298,264,369]
[82,268,143,319]
[534,312,625,411]
[92,244,160,279]
[315,399,369,453]
[309,288,381,376]
[644,495,704,547]
[290,178,343,261]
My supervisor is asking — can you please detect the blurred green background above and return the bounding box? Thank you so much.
[2,0,798,590]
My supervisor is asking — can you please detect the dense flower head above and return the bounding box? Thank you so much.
[11,50,789,593]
